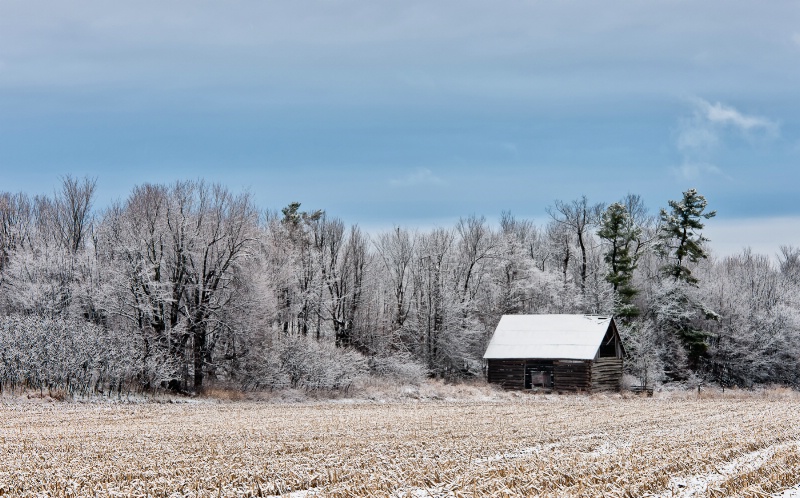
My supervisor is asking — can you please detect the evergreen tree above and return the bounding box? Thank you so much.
[654,188,717,371]
[656,188,716,285]
[597,202,640,319]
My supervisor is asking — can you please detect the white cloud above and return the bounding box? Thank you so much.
[676,122,718,152]
[390,168,445,187]
[697,99,777,133]
[673,98,780,180]
[673,161,726,181]
[793,33,800,48]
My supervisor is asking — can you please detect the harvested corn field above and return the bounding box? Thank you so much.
[2,393,800,497]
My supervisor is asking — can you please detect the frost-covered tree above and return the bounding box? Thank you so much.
[1,177,98,317]
[454,215,498,307]
[97,181,258,392]
[703,250,800,387]
[318,219,367,348]
[0,192,33,274]
[649,189,719,373]
[649,279,718,376]
[656,188,716,284]
[619,320,666,388]
[373,227,416,331]
[547,196,604,293]
[3,176,800,391]
[52,175,97,254]
[496,212,536,315]
[598,202,640,319]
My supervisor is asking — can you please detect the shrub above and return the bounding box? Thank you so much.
[368,351,428,385]
[243,334,369,391]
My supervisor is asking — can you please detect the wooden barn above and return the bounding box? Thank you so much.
[483,314,624,392]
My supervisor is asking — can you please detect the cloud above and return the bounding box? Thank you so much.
[672,98,780,180]
[682,98,780,145]
[390,168,445,187]
[793,33,800,48]
[696,99,777,134]
[672,162,728,182]
[676,122,718,152]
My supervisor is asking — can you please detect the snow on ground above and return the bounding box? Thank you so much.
[472,441,562,464]
[397,439,800,498]
[775,486,800,498]
[473,432,631,464]
[648,441,800,497]
[266,489,321,498]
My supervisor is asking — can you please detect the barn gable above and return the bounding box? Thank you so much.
[484,314,624,392]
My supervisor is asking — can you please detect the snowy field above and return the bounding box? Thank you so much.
[1,392,800,497]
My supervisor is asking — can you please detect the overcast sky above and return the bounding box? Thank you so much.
[1,1,798,258]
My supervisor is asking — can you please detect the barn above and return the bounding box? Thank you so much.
[483,314,624,392]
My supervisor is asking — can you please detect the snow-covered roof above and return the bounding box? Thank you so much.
[483,314,614,360]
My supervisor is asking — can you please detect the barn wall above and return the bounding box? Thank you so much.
[553,360,592,392]
[488,356,623,393]
[487,359,525,390]
[591,357,623,392]
[487,360,556,390]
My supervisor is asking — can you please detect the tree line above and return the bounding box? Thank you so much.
[0,176,798,396]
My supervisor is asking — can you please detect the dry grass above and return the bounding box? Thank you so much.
[1,393,800,497]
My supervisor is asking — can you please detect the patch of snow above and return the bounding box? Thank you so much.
[473,433,624,464]
[266,488,321,498]
[651,441,800,497]
[774,485,800,498]
[586,441,630,457]
[398,438,800,498]
[394,487,457,498]
[473,441,561,464]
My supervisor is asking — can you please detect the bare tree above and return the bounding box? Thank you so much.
[373,227,416,331]
[178,182,258,392]
[496,212,534,314]
[621,193,657,264]
[98,181,258,392]
[778,246,800,285]
[319,219,367,348]
[0,192,33,273]
[547,196,604,293]
[53,176,97,253]
[546,220,572,287]
[412,228,454,374]
[455,215,498,304]
[0,178,97,316]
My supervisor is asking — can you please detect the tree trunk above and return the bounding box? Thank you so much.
[192,324,206,393]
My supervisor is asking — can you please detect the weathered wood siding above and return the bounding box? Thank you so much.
[591,357,623,392]
[488,357,623,393]
[553,360,592,392]
[486,359,526,390]
[487,359,556,390]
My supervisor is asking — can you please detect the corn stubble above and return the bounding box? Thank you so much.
[1,395,799,497]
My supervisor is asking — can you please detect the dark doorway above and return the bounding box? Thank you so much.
[525,366,553,389]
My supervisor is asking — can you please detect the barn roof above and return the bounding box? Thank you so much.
[483,314,615,360]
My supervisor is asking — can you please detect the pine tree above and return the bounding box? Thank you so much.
[656,188,716,285]
[654,188,717,371]
[597,202,640,319]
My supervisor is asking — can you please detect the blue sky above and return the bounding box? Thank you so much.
[0,1,799,257]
